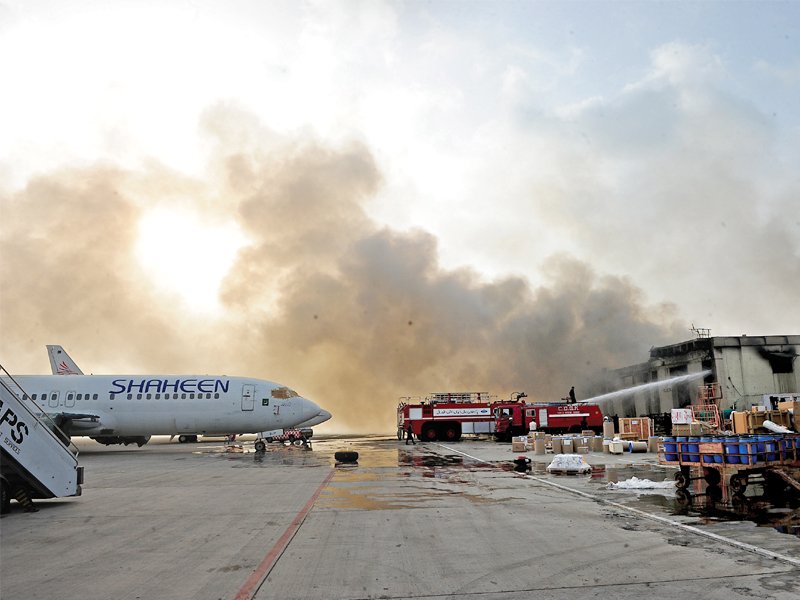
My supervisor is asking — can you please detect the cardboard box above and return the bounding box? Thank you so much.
[609,441,624,454]
[672,423,704,436]
[671,408,693,425]
[511,441,527,452]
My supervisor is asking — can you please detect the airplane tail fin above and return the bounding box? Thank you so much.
[47,345,84,375]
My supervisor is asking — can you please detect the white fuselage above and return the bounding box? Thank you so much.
[8,374,326,438]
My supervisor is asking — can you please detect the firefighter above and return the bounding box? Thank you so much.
[405,422,416,445]
[569,386,576,404]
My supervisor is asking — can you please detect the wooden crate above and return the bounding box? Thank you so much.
[619,417,653,441]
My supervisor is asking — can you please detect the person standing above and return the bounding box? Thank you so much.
[405,422,416,445]
[569,386,576,404]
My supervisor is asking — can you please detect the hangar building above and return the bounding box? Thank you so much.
[606,333,799,418]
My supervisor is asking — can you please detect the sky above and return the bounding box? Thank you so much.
[1,1,798,432]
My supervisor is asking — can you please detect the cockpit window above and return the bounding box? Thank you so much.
[271,387,299,399]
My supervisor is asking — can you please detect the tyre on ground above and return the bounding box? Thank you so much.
[334,451,359,463]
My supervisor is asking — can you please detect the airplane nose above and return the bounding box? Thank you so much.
[299,399,332,426]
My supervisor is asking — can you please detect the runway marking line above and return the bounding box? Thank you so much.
[436,443,800,568]
[233,468,336,600]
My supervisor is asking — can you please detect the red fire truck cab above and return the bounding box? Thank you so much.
[494,402,604,441]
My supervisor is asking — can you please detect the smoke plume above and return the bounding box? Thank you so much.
[0,108,684,432]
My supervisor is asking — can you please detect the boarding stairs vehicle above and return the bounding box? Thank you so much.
[1,364,83,514]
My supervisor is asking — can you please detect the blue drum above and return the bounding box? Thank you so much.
[724,437,740,464]
[663,436,678,462]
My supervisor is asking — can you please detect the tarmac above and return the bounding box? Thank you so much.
[1,435,799,600]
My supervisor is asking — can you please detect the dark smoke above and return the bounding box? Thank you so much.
[0,108,684,432]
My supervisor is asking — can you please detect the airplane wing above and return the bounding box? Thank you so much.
[47,345,84,375]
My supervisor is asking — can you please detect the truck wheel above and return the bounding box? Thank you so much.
[265,437,273,443]
[334,451,359,463]
[442,425,459,441]
[178,435,188,443]
[254,441,266,452]
[0,479,10,515]
[674,472,690,489]
[421,426,437,442]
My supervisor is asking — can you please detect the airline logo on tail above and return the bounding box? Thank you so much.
[57,361,80,375]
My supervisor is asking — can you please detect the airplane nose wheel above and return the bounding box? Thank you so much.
[254,440,266,452]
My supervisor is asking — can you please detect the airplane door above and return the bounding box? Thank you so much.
[241,384,255,411]
[48,391,59,408]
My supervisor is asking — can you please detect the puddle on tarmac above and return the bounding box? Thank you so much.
[591,464,800,537]
[196,437,800,534]
[318,445,520,510]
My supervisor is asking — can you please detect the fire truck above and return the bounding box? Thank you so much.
[397,392,526,442]
[494,402,605,440]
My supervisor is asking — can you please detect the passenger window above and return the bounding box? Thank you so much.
[181,393,186,399]
[110,393,115,400]
[214,393,219,399]
[93,394,98,400]
[174,393,179,399]
[127,393,132,400]
[146,393,152,400]
[137,393,142,400]
[68,393,74,400]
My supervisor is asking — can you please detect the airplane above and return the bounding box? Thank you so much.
[6,346,332,447]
